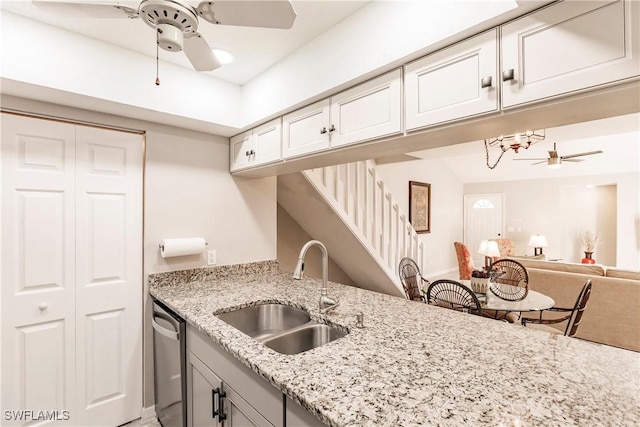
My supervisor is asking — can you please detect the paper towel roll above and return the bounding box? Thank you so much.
[160,238,206,258]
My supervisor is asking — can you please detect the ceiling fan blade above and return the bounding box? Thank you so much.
[183,33,221,71]
[563,158,585,162]
[531,160,547,165]
[561,150,603,160]
[196,1,297,29]
[33,1,139,18]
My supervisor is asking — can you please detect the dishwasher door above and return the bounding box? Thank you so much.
[152,299,186,427]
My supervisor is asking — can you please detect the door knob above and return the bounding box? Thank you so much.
[39,303,48,311]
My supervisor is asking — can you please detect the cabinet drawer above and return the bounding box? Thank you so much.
[501,0,640,108]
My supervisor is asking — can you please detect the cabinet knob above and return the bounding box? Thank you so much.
[39,303,48,311]
[328,124,336,133]
[320,127,327,134]
[480,76,493,89]
[502,69,516,82]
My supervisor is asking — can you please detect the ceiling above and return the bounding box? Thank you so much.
[0,0,369,85]
[395,113,640,183]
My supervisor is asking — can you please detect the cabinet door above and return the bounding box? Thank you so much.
[329,69,402,148]
[187,350,221,427]
[501,0,640,108]
[282,99,331,159]
[405,29,498,130]
[230,131,253,172]
[252,118,282,167]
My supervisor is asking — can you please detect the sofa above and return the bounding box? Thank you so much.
[507,257,640,352]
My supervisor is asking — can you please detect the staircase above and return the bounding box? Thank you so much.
[278,160,427,297]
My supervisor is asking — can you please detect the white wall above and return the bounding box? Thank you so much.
[0,95,278,412]
[145,129,276,273]
[374,159,464,278]
[464,172,639,269]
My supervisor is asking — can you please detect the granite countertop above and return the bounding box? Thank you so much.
[149,261,640,426]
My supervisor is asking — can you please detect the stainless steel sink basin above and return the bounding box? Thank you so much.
[216,303,311,340]
[262,323,347,355]
[216,303,347,354]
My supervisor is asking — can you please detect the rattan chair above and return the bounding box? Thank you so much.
[488,258,529,301]
[426,279,482,316]
[398,257,428,302]
[522,280,592,337]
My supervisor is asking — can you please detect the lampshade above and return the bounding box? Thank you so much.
[478,240,488,255]
[478,240,500,257]
[528,234,549,248]
[484,240,501,257]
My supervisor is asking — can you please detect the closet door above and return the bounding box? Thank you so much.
[1,114,78,421]
[74,126,143,425]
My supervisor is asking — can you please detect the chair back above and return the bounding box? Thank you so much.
[489,258,529,301]
[453,242,474,280]
[491,238,516,257]
[565,280,592,337]
[426,279,482,316]
[398,257,426,302]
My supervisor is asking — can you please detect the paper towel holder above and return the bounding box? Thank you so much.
[158,241,208,251]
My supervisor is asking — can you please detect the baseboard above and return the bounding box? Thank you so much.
[140,405,158,426]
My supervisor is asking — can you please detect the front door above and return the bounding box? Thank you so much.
[463,194,504,267]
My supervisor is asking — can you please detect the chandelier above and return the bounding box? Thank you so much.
[484,129,545,169]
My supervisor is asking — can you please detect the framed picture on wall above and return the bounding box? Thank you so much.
[409,181,431,234]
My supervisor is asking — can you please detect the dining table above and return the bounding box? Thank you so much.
[461,280,555,313]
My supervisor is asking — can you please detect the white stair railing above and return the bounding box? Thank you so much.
[302,160,427,291]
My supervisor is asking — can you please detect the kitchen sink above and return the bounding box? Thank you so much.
[216,303,311,340]
[262,323,347,355]
[216,303,347,354]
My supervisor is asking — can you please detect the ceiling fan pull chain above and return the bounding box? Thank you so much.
[155,30,160,86]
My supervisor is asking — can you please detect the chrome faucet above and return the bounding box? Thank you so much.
[292,240,339,314]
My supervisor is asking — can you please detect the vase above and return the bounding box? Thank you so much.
[582,251,596,264]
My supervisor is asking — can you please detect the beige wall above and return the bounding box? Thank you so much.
[374,158,465,278]
[277,204,355,285]
[465,172,639,269]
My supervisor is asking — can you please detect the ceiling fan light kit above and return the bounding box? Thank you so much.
[33,0,297,74]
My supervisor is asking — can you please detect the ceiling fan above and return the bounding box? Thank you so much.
[33,0,297,72]
[514,142,603,169]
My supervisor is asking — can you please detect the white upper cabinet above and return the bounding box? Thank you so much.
[283,69,402,158]
[501,0,640,108]
[282,99,331,159]
[329,69,402,148]
[230,118,282,172]
[405,29,498,131]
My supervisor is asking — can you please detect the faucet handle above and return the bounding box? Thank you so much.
[355,312,364,328]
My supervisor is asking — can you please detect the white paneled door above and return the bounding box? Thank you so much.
[463,194,504,267]
[1,114,143,426]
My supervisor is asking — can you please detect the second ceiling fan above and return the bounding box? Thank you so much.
[514,142,603,168]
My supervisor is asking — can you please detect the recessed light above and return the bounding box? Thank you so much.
[212,48,234,64]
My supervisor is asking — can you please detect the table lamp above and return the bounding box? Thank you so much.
[528,234,548,256]
[478,240,500,268]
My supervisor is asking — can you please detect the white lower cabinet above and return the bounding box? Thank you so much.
[501,0,640,108]
[186,325,284,427]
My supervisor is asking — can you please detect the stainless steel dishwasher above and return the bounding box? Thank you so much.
[152,299,187,427]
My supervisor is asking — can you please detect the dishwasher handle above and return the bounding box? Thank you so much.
[152,314,179,341]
